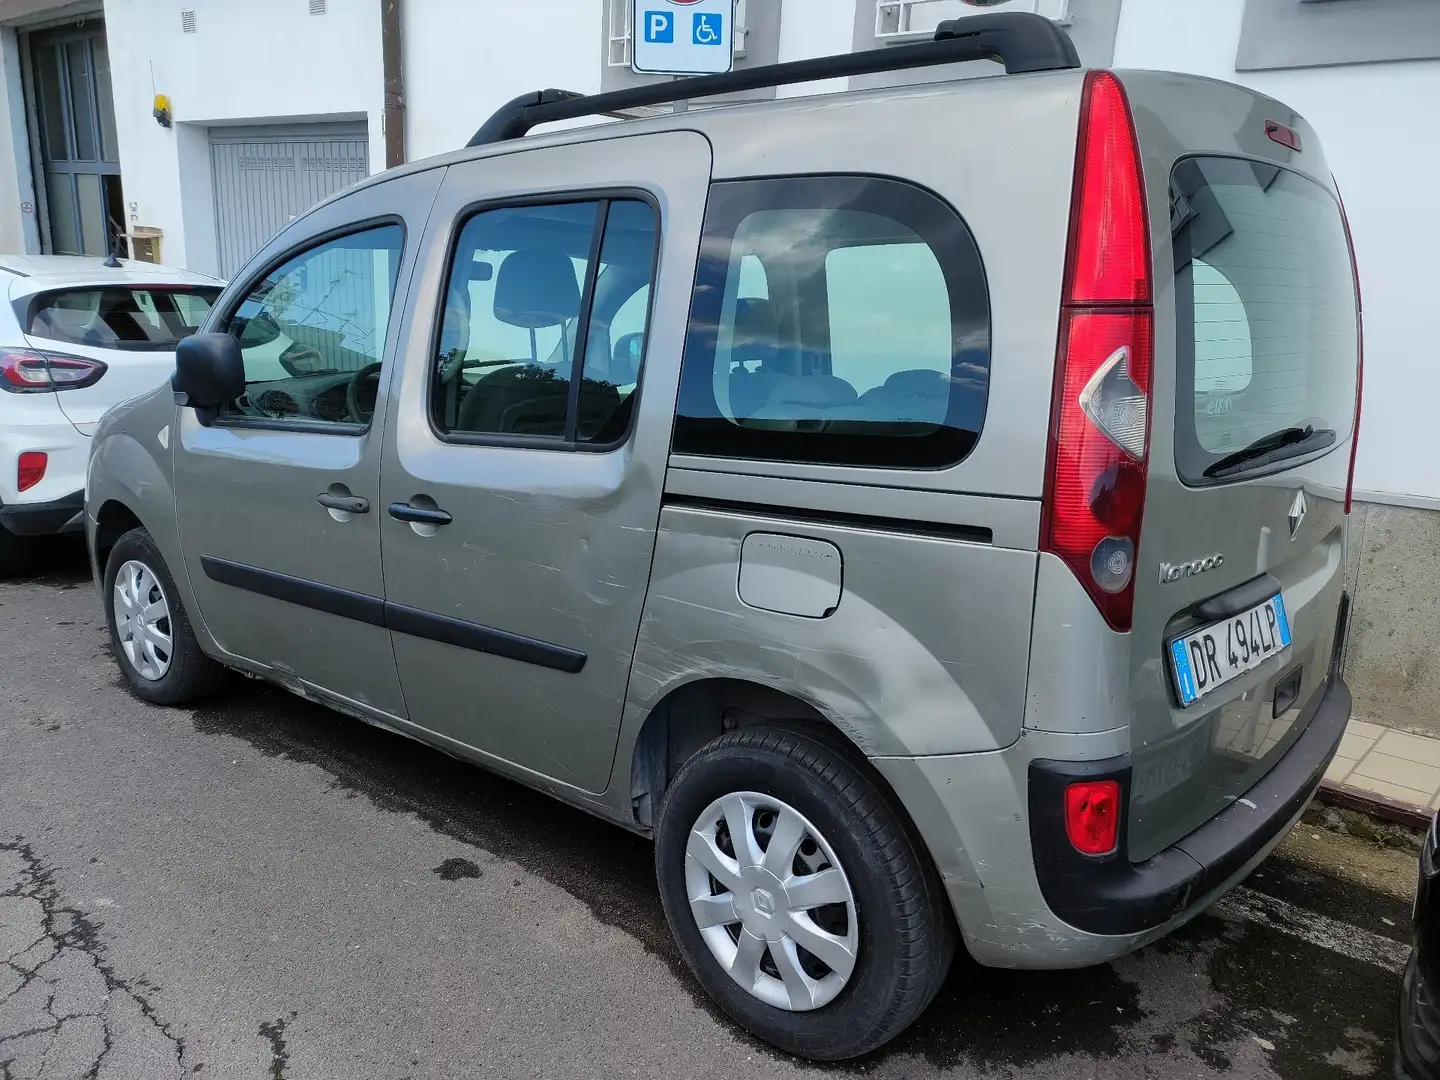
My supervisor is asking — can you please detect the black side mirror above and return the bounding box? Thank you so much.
[172,332,245,427]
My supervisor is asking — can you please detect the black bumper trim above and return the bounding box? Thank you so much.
[1029,674,1351,937]
[0,489,84,536]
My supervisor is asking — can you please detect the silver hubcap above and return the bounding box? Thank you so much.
[685,792,859,1011]
[113,560,173,681]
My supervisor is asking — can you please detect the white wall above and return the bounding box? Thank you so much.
[102,0,383,273]
[402,0,601,161]
[1113,0,1440,503]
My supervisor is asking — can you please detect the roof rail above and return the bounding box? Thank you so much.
[466,11,1080,148]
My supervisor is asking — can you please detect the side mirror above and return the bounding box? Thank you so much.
[172,332,245,426]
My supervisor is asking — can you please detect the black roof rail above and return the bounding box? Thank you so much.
[466,11,1080,148]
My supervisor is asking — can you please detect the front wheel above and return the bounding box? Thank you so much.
[103,528,225,705]
[655,727,954,1061]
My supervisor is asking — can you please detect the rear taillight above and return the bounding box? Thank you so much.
[1041,71,1154,632]
[17,451,47,492]
[1064,779,1121,856]
[1334,178,1363,515]
[0,349,107,393]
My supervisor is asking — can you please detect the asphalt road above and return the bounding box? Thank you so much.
[1,541,1418,1079]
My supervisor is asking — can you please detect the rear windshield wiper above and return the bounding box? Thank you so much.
[1203,425,1336,479]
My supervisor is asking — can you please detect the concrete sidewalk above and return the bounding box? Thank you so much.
[1326,719,1440,822]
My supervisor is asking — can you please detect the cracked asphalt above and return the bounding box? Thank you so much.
[1,541,1419,1079]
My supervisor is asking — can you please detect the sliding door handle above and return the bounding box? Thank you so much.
[388,502,453,527]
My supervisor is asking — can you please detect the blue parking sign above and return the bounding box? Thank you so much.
[631,0,734,75]
[643,10,674,43]
[693,12,724,45]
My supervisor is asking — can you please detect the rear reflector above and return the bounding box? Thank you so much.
[1334,178,1363,514]
[1064,779,1121,856]
[1265,119,1302,153]
[17,451,47,492]
[0,349,107,393]
[1042,71,1154,632]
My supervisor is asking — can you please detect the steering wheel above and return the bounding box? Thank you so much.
[346,362,384,423]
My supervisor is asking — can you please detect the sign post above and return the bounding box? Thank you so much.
[631,0,735,76]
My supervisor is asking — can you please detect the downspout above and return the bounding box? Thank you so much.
[381,0,405,167]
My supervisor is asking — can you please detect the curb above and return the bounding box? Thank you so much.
[1317,778,1433,832]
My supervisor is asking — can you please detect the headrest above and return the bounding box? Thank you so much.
[733,297,778,347]
[494,249,580,329]
[884,368,950,395]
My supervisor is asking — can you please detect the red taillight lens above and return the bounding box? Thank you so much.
[1064,779,1121,856]
[0,349,106,393]
[1334,178,1363,515]
[1042,71,1154,632]
[17,451,47,492]
[1066,72,1152,305]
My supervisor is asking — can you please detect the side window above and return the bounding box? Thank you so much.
[674,176,990,468]
[220,224,404,427]
[431,197,658,446]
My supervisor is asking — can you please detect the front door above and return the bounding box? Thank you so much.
[174,169,443,718]
[380,132,712,793]
[28,25,123,256]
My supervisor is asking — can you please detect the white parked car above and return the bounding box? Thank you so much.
[0,255,222,574]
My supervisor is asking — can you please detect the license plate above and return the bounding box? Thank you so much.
[1169,593,1292,707]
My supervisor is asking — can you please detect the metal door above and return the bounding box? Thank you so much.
[28,25,122,256]
[174,166,441,721]
[379,131,713,795]
[210,123,370,277]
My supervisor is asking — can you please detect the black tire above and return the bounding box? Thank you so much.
[0,524,34,579]
[655,726,954,1061]
[103,527,225,705]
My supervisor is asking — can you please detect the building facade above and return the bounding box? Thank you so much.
[0,0,1434,730]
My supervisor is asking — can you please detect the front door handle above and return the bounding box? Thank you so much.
[388,502,453,527]
[316,493,370,515]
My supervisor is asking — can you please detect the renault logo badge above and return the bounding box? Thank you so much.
[1288,491,1308,540]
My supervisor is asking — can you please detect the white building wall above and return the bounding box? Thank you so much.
[101,0,383,275]
[403,0,601,160]
[1112,0,1440,504]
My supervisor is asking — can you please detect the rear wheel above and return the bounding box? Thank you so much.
[103,528,224,705]
[655,727,953,1061]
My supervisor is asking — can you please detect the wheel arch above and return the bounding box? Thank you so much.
[626,676,907,834]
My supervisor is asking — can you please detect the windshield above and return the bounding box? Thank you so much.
[1171,157,1358,484]
[27,286,221,350]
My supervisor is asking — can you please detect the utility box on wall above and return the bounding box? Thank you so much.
[125,227,162,263]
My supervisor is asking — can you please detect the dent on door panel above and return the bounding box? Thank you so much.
[627,505,1037,758]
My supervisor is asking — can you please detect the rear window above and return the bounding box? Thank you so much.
[1171,157,1358,484]
[673,176,990,468]
[27,286,220,350]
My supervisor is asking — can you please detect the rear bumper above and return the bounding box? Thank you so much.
[873,673,1349,969]
[0,489,85,536]
[1028,674,1351,936]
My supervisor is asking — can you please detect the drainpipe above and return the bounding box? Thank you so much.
[381,0,405,167]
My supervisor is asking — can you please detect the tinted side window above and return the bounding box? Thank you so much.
[674,176,990,468]
[220,224,404,427]
[431,198,658,446]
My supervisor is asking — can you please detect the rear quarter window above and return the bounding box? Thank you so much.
[26,286,221,350]
[673,176,990,468]
[1171,157,1359,483]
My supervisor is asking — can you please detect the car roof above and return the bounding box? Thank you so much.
[0,254,223,290]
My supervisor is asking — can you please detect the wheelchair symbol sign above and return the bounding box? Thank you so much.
[631,0,734,75]
[692,13,723,45]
